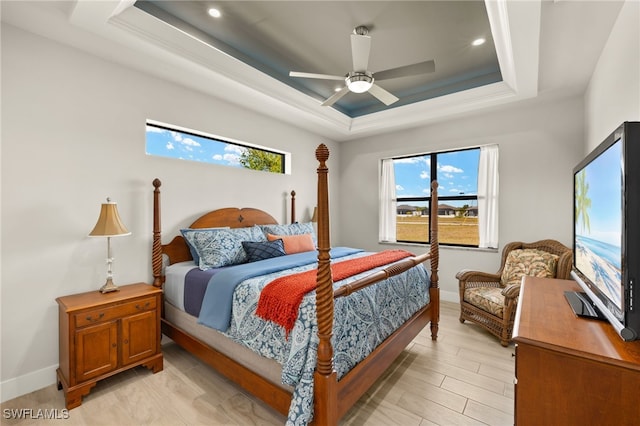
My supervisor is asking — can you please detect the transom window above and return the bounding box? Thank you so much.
[145,120,290,174]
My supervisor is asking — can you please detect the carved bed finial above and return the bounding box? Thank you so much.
[153,178,162,189]
[316,144,330,164]
[290,190,296,223]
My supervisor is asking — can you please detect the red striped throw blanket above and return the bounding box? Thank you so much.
[255,250,413,335]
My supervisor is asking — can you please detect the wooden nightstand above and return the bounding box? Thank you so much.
[56,283,163,409]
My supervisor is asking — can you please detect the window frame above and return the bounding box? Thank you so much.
[145,119,291,174]
[393,147,481,248]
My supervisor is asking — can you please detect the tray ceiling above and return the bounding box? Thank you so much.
[135,1,503,118]
[2,1,624,141]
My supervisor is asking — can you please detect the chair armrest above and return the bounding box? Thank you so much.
[501,283,521,299]
[456,269,501,282]
[456,270,502,291]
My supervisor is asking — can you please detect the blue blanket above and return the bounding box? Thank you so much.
[198,247,363,331]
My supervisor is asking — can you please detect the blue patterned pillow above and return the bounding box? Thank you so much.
[259,222,317,245]
[182,226,266,269]
[242,239,286,262]
[181,227,229,265]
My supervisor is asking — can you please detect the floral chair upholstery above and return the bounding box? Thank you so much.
[456,240,572,346]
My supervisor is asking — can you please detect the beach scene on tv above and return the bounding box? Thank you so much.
[574,141,623,310]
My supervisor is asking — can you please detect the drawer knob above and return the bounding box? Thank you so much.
[86,312,105,322]
[136,302,150,310]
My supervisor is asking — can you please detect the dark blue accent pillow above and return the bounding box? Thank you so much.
[242,239,286,263]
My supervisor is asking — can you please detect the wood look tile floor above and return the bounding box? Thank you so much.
[1,302,515,425]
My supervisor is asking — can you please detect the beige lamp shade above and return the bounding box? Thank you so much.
[89,198,130,293]
[89,198,131,237]
[311,206,318,223]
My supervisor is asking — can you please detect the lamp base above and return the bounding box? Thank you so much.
[99,278,120,294]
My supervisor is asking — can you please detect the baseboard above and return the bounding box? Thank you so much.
[0,365,57,403]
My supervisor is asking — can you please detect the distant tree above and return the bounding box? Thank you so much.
[575,170,592,234]
[239,148,283,173]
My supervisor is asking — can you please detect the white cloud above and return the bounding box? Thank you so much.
[166,141,174,150]
[224,144,247,155]
[396,184,404,191]
[223,153,241,165]
[439,164,463,173]
[419,171,429,179]
[180,137,200,147]
[212,154,223,161]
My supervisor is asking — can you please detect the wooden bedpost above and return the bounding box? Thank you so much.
[429,180,440,340]
[313,144,338,425]
[152,178,163,288]
[290,190,296,223]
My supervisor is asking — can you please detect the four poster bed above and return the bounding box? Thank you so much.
[151,144,440,425]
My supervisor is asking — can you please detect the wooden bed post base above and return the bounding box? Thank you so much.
[430,287,440,340]
[314,371,338,425]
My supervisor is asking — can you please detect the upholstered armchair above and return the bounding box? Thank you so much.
[456,239,572,346]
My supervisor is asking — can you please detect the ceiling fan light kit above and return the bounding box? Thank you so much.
[346,72,373,93]
[289,25,435,108]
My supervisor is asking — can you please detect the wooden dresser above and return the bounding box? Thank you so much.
[56,283,163,409]
[513,276,640,425]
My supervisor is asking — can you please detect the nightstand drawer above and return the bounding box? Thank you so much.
[74,296,156,328]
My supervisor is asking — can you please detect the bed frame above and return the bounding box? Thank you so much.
[151,144,440,424]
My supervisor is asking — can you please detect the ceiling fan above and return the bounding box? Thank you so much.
[289,26,435,107]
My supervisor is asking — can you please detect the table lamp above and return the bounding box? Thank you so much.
[89,197,131,293]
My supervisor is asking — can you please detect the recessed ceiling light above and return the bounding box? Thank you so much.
[472,38,486,47]
[208,8,221,18]
[334,87,342,92]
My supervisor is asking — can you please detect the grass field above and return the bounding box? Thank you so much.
[396,215,479,246]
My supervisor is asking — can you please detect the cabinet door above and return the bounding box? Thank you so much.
[75,321,118,382]
[121,310,157,366]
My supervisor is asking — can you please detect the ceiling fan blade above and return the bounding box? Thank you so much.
[374,60,435,81]
[351,33,371,72]
[289,71,345,81]
[368,84,399,106]
[321,86,350,107]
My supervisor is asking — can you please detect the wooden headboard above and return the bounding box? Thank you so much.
[151,178,296,286]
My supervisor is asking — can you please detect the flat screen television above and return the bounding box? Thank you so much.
[569,121,640,341]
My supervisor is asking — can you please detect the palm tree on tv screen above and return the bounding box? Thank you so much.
[575,170,592,235]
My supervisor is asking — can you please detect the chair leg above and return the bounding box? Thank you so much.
[500,320,511,347]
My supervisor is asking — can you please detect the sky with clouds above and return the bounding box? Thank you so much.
[145,124,248,167]
[393,149,479,205]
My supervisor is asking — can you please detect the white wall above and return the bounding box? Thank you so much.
[0,24,339,401]
[585,0,640,151]
[338,96,585,301]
